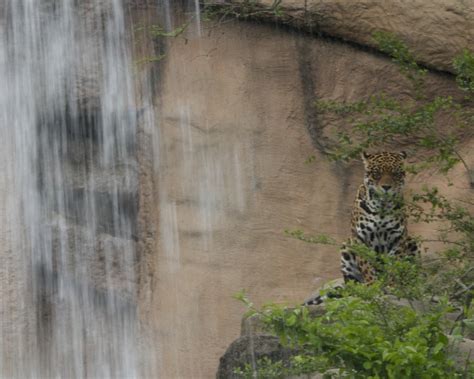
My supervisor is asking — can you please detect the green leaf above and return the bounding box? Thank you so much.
[463,318,474,331]
[286,314,297,327]
[433,342,445,354]
[363,361,373,369]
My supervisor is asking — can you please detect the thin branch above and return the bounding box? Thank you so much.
[453,282,474,298]
[453,149,474,188]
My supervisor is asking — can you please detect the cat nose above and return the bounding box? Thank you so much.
[382,185,391,191]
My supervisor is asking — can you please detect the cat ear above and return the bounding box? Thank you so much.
[361,151,371,166]
[399,151,407,159]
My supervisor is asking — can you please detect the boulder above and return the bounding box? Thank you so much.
[216,334,296,379]
[451,337,474,371]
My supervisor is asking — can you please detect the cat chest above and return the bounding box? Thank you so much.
[355,215,405,253]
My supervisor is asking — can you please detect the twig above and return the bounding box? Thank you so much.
[453,149,474,188]
[460,267,474,280]
[454,282,474,299]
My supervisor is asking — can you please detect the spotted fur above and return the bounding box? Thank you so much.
[304,152,420,306]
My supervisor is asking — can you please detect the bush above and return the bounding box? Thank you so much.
[236,282,463,378]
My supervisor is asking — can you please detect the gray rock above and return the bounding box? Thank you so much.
[450,337,474,372]
[216,334,296,379]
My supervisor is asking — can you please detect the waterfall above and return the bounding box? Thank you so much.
[0,0,143,376]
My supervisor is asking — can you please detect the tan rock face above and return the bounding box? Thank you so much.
[131,12,473,378]
[1,1,468,376]
[1,2,471,377]
[208,0,474,73]
[136,23,350,379]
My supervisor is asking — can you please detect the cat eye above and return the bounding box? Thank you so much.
[371,172,381,180]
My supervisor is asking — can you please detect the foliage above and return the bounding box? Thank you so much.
[134,54,166,67]
[453,49,474,95]
[234,355,328,379]
[284,229,337,246]
[372,31,427,95]
[134,19,191,39]
[317,94,462,173]
[201,0,284,24]
[133,20,192,67]
[146,21,191,38]
[235,282,465,379]
[316,33,473,181]
[408,188,474,309]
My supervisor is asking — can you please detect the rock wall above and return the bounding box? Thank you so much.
[205,0,474,73]
[1,1,471,377]
[130,6,473,377]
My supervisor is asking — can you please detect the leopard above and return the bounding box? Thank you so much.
[304,151,420,306]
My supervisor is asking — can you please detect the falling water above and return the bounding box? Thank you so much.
[0,0,252,376]
[0,0,142,376]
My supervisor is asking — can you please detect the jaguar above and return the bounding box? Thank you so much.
[304,151,419,305]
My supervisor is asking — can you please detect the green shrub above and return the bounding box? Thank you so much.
[235,281,465,378]
[454,49,474,94]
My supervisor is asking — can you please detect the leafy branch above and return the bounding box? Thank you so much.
[284,229,337,246]
[316,33,474,185]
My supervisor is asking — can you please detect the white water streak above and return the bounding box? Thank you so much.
[0,1,143,377]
